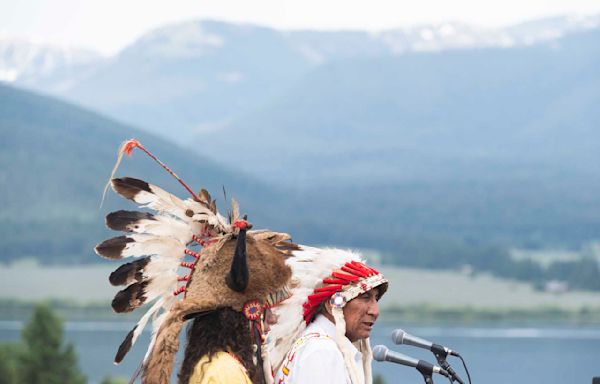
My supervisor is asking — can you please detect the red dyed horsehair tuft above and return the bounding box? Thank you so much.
[122,139,142,156]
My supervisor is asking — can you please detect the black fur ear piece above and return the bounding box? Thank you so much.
[226,228,249,292]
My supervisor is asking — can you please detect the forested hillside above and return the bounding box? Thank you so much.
[0,83,282,263]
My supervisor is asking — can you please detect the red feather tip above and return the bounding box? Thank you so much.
[307,291,333,302]
[364,264,380,275]
[341,265,367,278]
[314,285,343,293]
[351,261,374,276]
[122,139,142,156]
[352,261,377,275]
[332,271,359,282]
[303,313,313,324]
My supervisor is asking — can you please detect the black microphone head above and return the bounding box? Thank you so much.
[391,328,406,345]
[372,345,389,362]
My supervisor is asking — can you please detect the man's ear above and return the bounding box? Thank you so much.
[321,300,336,324]
[323,300,333,315]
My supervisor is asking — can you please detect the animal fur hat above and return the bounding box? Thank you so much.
[95,140,293,383]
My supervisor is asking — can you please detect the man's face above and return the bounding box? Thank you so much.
[263,308,278,333]
[343,288,380,342]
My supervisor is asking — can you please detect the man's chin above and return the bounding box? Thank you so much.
[358,325,374,339]
[347,323,376,341]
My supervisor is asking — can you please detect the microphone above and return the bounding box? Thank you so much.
[392,329,459,357]
[392,329,465,384]
[372,345,449,378]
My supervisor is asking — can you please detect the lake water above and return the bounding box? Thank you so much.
[1,321,599,383]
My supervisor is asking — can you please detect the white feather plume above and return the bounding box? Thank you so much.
[101,176,242,367]
[119,234,186,259]
[129,297,167,351]
[119,214,193,244]
[123,182,189,220]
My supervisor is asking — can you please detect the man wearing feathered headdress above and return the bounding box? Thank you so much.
[96,139,389,384]
[269,247,388,384]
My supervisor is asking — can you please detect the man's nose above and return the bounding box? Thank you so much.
[367,299,379,318]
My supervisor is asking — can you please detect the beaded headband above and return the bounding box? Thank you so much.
[302,260,388,324]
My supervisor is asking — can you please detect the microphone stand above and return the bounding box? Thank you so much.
[416,369,434,384]
[431,344,464,384]
[415,360,437,384]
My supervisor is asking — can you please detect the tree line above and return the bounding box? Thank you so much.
[0,304,124,384]
[382,236,600,291]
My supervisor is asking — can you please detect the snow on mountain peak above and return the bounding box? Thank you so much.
[0,38,100,83]
[120,21,226,59]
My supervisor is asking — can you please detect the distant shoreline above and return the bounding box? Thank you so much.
[2,299,599,325]
[381,304,600,325]
[2,264,599,325]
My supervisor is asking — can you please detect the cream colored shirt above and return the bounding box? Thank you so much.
[275,315,364,384]
[189,351,253,384]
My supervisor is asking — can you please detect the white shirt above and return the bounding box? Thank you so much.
[275,314,364,384]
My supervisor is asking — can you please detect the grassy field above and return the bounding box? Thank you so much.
[509,244,600,267]
[2,263,599,312]
[0,262,120,302]
[379,266,600,310]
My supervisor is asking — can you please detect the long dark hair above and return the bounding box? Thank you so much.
[178,307,259,383]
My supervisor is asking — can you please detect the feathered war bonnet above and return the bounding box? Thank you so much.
[268,247,388,384]
[94,139,294,384]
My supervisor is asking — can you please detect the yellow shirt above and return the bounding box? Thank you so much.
[189,351,253,384]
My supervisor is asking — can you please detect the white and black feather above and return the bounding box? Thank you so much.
[96,176,237,365]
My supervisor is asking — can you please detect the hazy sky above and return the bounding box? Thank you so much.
[1,0,600,55]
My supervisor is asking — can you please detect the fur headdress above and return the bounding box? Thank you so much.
[95,139,294,383]
[268,246,388,384]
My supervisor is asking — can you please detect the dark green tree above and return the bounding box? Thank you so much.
[18,303,86,384]
[373,373,387,384]
[0,342,22,384]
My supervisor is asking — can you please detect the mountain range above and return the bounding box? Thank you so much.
[2,15,600,266]
[2,14,599,145]
[0,38,101,89]
[207,27,600,185]
[0,83,288,263]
